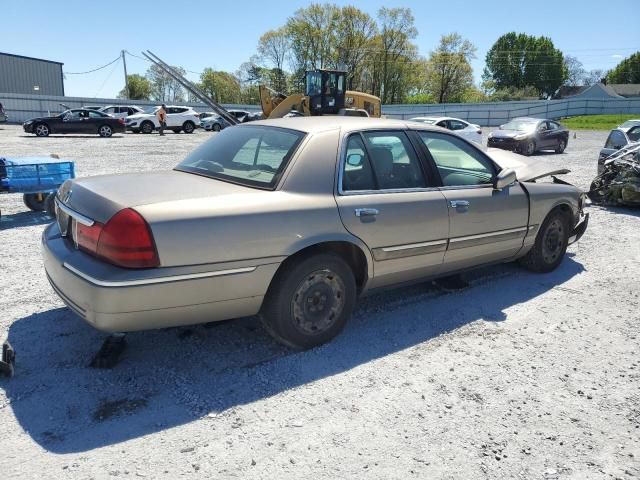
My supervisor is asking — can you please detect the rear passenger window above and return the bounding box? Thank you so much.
[342,132,427,191]
[418,132,495,186]
[449,120,467,131]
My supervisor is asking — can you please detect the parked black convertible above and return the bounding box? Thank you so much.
[487,117,569,156]
[23,109,125,138]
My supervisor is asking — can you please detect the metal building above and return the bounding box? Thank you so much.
[0,52,64,96]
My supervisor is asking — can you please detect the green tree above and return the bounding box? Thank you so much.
[146,64,186,102]
[334,6,377,90]
[199,68,241,103]
[424,33,476,103]
[117,74,152,100]
[607,52,640,84]
[484,32,566,97]
[257,28,290,93]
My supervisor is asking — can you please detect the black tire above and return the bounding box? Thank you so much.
[141,121,154,134]
[23,193,47,211]
[98,124,113,138]
[261,253,356,350]
[183,121,195,134]
[519,209,571,273]
[44,193,56,218]
[212,123,221,132]
[521,140,535,156]
[34,123,50,137]
[555,137,567,154]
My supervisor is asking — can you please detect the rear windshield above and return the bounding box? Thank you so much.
[176,125,305,189]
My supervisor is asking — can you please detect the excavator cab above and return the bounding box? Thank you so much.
[305,70,346,115]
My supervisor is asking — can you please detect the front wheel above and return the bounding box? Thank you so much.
[261,253,356,350]
[212,123,221,132]
[23,193,47,211]
[520,140,535,156]
[519,209,570,273]
[555,138,567,154]
[141,121,154,134]
[183,121,195,134]
[34,123,50,137]
[98,125,113,137]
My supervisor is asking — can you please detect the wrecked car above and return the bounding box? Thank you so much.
[589,142,640,207]
[43,117,588,350]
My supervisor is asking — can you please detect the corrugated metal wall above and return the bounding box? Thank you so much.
[1,91,639,125]
[0,53,64,96]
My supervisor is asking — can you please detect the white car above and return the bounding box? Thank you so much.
[410,116,482,144]
[99,105,145,120]
[125,106,200,134]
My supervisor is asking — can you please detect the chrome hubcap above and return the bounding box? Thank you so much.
[292,269,345,335]
[36,125,48,135]
[542,219,564,264]
[100,126,111,136]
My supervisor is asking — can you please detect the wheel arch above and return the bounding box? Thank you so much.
[268,238,373,297]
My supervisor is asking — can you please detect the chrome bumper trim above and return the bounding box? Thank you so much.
[55,198,95,226]
[62,263,257,288]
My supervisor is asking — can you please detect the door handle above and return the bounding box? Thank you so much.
[355,208,379,217]
[449,200,470,208]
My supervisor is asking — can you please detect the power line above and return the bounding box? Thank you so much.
[64,55,122,75]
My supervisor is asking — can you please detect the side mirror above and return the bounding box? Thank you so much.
[494,168,517,190]
[346,153,363,167]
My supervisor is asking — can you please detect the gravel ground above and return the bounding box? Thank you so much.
[0,125,638,479]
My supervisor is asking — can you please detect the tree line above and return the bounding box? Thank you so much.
[118,4,639,105]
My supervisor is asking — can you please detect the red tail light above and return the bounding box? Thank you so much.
[75,208,159,269]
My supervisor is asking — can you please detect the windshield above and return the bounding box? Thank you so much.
[144,106,159,114]
[176,125,305,189]
[502,119,538,131]
[620,120,640,128]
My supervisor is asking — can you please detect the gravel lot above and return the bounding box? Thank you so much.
[0,124,638,479]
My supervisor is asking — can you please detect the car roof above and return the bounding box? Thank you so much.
[410,116,465,122]
[247,116,444,134]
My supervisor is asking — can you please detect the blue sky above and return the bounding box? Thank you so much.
[3,0,639,98]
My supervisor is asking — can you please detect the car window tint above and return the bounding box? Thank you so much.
[342,135,376,191]
[88,111,104,118]
[627,127,640,143]
[362,131,427,190]
[436,120,448,129]
[178,126,305,189]
[605,130,627,149]
[417,131,495,186]
[449,120,467,130]
[548,121,560,130]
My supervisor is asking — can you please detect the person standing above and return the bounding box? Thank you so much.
[156,104,167,136]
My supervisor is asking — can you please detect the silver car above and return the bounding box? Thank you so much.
[43,117,588,349]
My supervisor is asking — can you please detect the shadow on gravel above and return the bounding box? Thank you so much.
[1,257,584,453]
[0,211,53,229]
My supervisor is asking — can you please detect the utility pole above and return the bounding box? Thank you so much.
[122,50,129,99]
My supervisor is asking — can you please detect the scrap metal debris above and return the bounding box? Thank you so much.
[588,143,640,207]
[1,341,15,377]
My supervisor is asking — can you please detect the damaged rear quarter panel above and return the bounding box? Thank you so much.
[520,181,582,229]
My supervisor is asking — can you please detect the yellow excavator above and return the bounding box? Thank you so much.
[259,69,382,119]
[141,52,381,124]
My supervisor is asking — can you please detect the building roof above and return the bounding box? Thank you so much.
[0,51,64,66]
[609,84,640,97]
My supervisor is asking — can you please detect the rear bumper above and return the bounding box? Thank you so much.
[568,213,589,245]
[42,223,279,332]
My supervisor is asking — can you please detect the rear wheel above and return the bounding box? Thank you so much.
[519,209,570,273]
[555,138,567,154]
[261,253,356,350]
[183,121,195,134]
[213,123,221,132]
[34,123,50,137]
[98,125,113,137]
[141,121,154,134]
[23,193,47,211]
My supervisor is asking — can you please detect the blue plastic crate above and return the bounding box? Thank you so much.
[0,157,75,194]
